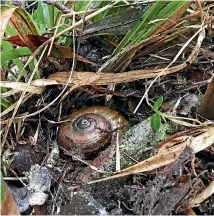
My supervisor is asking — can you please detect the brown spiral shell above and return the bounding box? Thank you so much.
[57,106,128,158]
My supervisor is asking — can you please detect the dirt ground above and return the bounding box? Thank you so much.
[2,36,214,215]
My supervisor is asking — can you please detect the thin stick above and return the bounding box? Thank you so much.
[115,118,121,172]
[133,23,205,114]
[1,45,48,151]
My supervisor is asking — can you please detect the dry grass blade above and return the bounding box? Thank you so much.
[0,81,45,94]
[88,126,214,184]
[9,14,35,51]
[0,24,202,123]
[0,6,16,44]
[1,45,48,151]
[47,28,201,86]
[0,93,32,119]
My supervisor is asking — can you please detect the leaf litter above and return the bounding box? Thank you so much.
[1,1,214,215]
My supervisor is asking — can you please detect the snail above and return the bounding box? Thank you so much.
[57,106,128,158]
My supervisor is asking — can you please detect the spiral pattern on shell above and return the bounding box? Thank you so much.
[57,106,128,158]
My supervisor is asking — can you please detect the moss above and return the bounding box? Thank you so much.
[104,117,175,171]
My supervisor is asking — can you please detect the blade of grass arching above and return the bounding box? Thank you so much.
[114,1,188,55]
[1,48,31,65]
[151,2,191,36]
[47,4,56,27]
[114,1,167,54]
[132,1,188,45]
[1,41,28,80]
[101,1,189,72]
[32,1,46,32]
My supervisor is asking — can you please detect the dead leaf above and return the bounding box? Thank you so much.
[0,81,45,94]
[89,126,214,184]
[1,178,20,215]
[7,34,50,47]
[0,6,16,44]
[6,34,95,64]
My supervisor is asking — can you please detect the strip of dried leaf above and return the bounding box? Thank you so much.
[0,93,33,118]
[88,125,214,184]
[0,6,16,43]
[0,81,45,94]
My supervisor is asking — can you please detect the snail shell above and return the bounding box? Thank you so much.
[57,106,128,158]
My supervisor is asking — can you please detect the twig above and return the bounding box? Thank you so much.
[1,45,48,151]
[43,0,82,21]
[133,22,205,114]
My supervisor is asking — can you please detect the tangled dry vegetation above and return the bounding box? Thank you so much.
[1,1,214,215]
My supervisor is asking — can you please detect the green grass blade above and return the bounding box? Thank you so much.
[32,1,46,32]
[1,48,31,65]
[0,174,5,204]
[114,1,166,54]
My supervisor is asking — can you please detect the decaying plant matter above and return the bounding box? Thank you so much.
[1,1,214,215]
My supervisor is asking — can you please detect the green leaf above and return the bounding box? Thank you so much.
[1,87,10,109]
[153,96,163,112]
[114,1,166,53]
[151,113,161,131]
[1,47,31,65]
[1,174,5,204]
[1,98,10,109]
[100,1,189,72]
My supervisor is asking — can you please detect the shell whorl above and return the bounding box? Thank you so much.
[57,106,128,158]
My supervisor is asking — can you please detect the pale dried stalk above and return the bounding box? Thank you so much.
[133,23,205,113]
[1,45,48,151]
[0,20,204,123]
[0,81,44,94]
[88,125,214,184]
[1,39,202,121]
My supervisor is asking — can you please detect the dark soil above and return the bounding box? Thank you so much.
[2,35,214,215]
